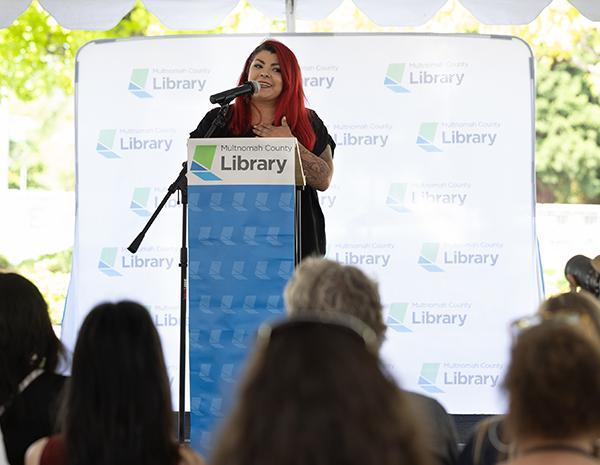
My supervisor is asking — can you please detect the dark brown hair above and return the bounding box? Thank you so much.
[211,318,429,465]
[504,321,600,441]
[0,272,65,405]
[61,301,179,465]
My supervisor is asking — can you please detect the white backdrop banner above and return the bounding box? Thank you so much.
[65,33,541,416]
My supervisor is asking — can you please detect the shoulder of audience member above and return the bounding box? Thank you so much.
[179,445,205,465]
[458,415,508,465]
[24,437,49,465]
[405,390,452,418]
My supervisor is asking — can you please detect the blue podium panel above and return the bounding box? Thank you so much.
[188,184,295,452]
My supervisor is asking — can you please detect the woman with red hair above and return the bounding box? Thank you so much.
[190,39,335,259]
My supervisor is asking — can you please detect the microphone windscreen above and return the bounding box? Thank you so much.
[249,80,261,94]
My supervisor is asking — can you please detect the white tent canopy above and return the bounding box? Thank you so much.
[0,0,598,30]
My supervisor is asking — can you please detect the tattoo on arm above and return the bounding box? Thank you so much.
[299,144,333,191]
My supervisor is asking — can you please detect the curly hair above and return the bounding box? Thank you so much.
[504,321,600,441]
[284,257,386,345]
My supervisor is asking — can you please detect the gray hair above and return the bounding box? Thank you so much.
[284,257,386,345]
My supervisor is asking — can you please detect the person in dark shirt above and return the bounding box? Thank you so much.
[211,314,430,465]
[190,39,335,259]
[0,273,67,465]
[458,290,600,465]
[501,322,600,465]
[25,301,204,465]
[284,257,460,465]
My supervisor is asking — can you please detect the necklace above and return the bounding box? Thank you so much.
[0,368,44,417]
[521,444,595,459]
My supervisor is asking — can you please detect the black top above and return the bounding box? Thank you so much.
[0,372,66,465]
[405,391,460,465]
[190,106,335,259]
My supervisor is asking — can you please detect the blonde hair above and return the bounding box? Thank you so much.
[284,258,386,345]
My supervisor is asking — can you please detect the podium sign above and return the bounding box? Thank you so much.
[186,137,296,451]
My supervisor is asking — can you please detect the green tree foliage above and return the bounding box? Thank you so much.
[0,1,164,189]
[0,249,71,323]
[7,98,70,189]
[0,1,262,102]
[0,254,12,270]
[532,21,600,203]
[451,4,600,203]
[0,1,159,102]
[536,58,600,202]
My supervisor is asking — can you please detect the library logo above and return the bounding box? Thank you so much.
[384,63,409,93]
[388,302,471,332]
[387,181,471,212]
[416,123,442,152]
[418,363,444,394]
[98,247,122,277]
[129,69,153,98]
[417,121,500,152]
[190,145,222,181]
[129,187,179,217]
[98,247,175,276]
[97,128,174,159]
[130,187,152,217]
[96,130,120,159]
[386,183,410,213]
[386,303,412,332]
[129,68,208,99]
[418,242,444,272]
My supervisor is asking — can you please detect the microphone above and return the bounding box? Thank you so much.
[209,81,261,105]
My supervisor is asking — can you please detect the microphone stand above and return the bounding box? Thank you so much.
[127,102,230,444]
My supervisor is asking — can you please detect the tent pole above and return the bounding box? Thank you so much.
[285,0,296,32]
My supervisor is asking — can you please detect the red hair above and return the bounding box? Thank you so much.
[228,40,317,151]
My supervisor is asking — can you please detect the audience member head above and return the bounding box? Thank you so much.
[536,290,600,339]
[504,320,600,447]
[211,314,427,465]
[0,272,64,405]
[284,257,386,346]
[61,301,179,465]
